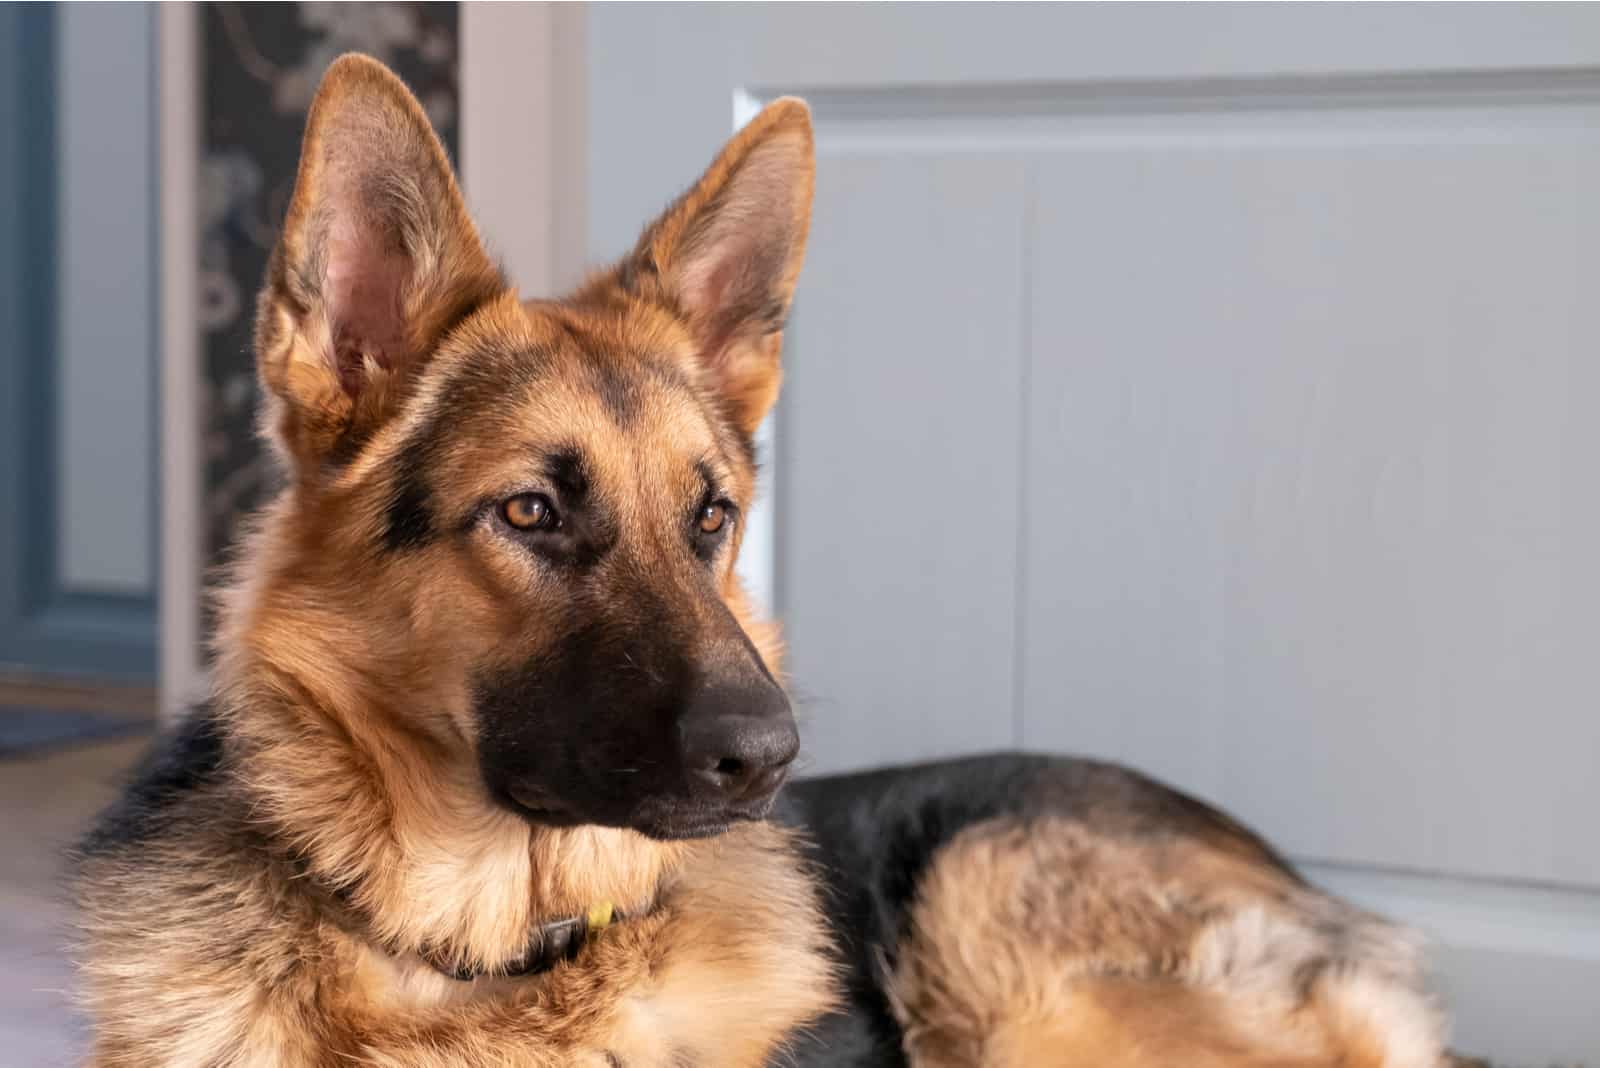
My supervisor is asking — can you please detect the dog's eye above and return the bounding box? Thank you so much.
[502,493,559,532]
[698,501,730,535]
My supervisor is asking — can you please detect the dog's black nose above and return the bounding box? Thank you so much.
[679,685,799,803]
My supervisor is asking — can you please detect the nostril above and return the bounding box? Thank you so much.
[681,707,797,803]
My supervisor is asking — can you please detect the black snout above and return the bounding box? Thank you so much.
[475,610,802,839]
[679,683,799,806]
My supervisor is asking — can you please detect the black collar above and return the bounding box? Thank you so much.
[289,850,635,984]
[421,901,622,982]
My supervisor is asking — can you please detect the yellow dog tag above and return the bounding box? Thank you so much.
[585,900,615,933]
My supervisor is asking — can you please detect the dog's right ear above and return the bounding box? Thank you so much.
[255,54,502,476]
[610,99,814,440]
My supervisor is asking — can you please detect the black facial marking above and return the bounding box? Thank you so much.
[474,582,794,840]
[591,360,639,425]
[498,481,616,571]
[473,614,696,832]
[431,340,557,427]
[694,460,718,502]
[543,449,589,504]
[691,460,734,563]
[617,251,657,295]
[734,427,757,467]
[641,355,695,395]
[757,298,788,335]
[381,345,567,555]
[382,438,435,552]
[509,449,615,570]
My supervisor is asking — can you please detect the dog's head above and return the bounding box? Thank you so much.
[244,55,812,842]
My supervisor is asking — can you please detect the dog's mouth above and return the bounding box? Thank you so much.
[628,795,781,840]
[501,784,576,824]
[499,783,775,841]
[634,815,734,841]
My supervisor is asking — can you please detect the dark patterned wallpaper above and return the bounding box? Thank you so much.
[201,2,459,573]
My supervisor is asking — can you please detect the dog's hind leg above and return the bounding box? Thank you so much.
[884,815,1452,1068]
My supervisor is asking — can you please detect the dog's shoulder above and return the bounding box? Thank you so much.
[772,753,1065,1066]
[71,702,338,1065]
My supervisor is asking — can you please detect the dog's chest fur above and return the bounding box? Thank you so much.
[73,714,836,1067]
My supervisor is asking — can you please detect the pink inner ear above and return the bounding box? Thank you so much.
[672,130,807,355]
[325,216,411,396]
[680,249,742,344]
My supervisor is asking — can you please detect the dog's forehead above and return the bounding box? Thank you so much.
[404,297,735,500]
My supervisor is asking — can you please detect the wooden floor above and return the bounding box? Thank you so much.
[0,735,149,1067]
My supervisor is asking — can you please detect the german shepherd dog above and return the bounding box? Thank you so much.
[75,55,1463,1067]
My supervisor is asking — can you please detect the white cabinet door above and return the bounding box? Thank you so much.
[567,7,1600,1062]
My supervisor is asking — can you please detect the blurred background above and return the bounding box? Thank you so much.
[2,3,1597,1065]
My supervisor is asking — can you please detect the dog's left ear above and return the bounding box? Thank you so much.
[624,99,815,437]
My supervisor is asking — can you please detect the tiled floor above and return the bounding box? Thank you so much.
[0,735,148,1067]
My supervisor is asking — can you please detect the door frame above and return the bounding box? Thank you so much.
[156,2,204,721]
[0,6,157,684]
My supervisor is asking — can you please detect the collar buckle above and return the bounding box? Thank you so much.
[425,900,620,982]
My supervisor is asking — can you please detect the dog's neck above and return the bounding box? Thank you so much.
[220,657,687,974]
[211,536,690,973]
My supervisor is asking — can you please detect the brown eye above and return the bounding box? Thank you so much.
[698,501,729,535]
[501,493,557,532]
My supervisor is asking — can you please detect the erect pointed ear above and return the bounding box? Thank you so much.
[626,98,814,438]
[255,53,502,472]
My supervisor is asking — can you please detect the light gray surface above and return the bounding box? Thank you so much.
[781,154,1026,771]
[727,3,1600,89]
[157,2,203,715]
[586,7,1600,1059]
[55,4,156,596]
[1022,118,1600,891]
